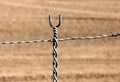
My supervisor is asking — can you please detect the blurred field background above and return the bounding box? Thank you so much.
[0,0,120,82]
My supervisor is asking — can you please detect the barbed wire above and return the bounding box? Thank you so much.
[0,32,119,45]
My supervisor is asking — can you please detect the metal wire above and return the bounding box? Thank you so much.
[0,39,52,44]
[52,28,58,82]
[49,15,62,82]
[58,32,120,41]
[0,32,119,45]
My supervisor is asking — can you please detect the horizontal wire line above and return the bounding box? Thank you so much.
[0,32,119,45]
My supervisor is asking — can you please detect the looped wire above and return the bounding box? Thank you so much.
[49,15,62,82]
[49,15,62,28]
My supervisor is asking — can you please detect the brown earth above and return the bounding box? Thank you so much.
[0,0,120,82]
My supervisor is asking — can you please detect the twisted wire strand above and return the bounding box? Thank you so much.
[53,28,58,82]
[0,33,119,45]
[58,32,120,41]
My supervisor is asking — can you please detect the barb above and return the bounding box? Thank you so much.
[0,33,119,45]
